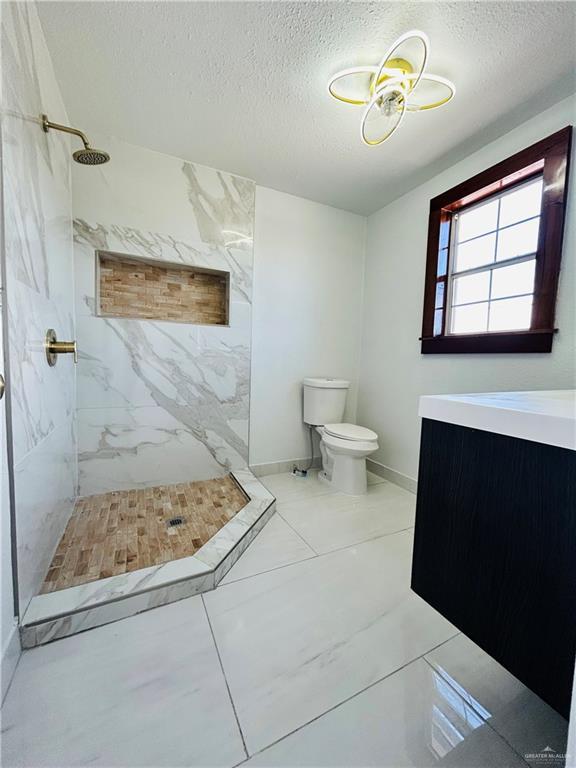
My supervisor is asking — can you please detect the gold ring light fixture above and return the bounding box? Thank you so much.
[328,30,455,146]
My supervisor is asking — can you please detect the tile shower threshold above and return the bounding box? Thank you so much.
[20,468,275,648]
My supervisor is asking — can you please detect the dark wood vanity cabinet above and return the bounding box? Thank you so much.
[411,418,576,718]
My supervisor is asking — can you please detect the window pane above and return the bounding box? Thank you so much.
[488,295,533,331]
[451,302,488,334]
[497,218,540,261]
[437,248,448,277]
[439,220,450,250]
[455,233,496,272]
[458,200,498,242]
[499,178,543,227]
[433,309,443,336]
[491,259,536,300]
[435,282,445,309]
[452,271,490,306]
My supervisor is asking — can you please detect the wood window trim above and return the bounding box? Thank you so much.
[421,126,572,354]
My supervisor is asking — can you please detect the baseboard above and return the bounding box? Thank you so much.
[1,620,21,705]
[250,456,322,478]
[366,459,417,494]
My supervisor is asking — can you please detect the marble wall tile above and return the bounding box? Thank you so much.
[72,140,255,495]
[73,221,252,314]
[13,422,76,615]
[1,2,77,613]
[75,301,251,412]
[7,280,75,461]
[77,405,236,495]
[72,132,255,248]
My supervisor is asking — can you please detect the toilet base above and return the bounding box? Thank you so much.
[316,426,376,496]
[318,457,368,495]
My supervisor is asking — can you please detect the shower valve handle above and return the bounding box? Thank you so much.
[45,330,78,366]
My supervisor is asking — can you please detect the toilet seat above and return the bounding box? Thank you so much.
[324,423,378,442]
[321,432,377,453]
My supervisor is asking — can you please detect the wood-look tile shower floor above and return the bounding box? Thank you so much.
[40,475,249,593]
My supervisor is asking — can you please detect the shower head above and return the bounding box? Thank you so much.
[41,114,110,165]
[72,147,110,165]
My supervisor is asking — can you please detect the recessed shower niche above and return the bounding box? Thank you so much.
[97,250,230,325]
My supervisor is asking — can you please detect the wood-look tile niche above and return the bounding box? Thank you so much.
[97,251,229,325]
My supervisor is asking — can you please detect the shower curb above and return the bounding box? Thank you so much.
[20,468,275,648]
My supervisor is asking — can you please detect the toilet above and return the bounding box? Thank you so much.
[303,377,378,495]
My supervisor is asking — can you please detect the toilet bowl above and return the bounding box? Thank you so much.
[316,423,379,495]
[302,377,378,495]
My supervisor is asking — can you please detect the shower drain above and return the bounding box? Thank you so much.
[167,516,185,528]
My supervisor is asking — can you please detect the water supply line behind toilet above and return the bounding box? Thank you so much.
[293,424,315,477]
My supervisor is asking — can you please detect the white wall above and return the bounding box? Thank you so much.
[357,95,576,483]
[250,186,366,469]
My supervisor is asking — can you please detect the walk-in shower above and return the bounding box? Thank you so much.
[3,1,274,651]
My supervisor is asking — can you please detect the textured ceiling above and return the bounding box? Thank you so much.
[37,1,576,215]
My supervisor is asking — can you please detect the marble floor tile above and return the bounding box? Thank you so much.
[243,657,527,767]
[259,470,335,503]
[260,469,387,505]
[1,597,245,767]
[278,480,416,554]
[221,513,317,584]
[426,634,568,764]
[203,530,457,754]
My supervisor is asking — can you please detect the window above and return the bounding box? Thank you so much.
[421,127,572,354]
[448,177,542,335]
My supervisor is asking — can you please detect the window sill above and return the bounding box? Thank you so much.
[420,329,555,354]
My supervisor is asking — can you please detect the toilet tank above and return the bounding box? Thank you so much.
[303,377,350,426]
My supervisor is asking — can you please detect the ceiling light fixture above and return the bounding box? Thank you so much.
[328,30,456,147]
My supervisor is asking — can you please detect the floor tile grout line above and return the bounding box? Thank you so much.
[201,593,249,760]
[483,720,533,767]
[421,657,533,767]
[275,511,321,556]
[267,487,337,504]
[266,475,395,509]
[319,525,416,558]
[232,631,461,765]
[273,487,415,561]
[221,551,318,587]
[217,523,416,589]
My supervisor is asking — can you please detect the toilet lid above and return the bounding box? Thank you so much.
[324,423,378,442]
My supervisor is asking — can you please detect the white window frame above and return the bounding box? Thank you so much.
[445,175,543,336]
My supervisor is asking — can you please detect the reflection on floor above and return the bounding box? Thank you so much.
[3,470,567,767]
[41,475,248,593]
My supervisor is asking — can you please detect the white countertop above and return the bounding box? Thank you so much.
[419,390,576,450]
